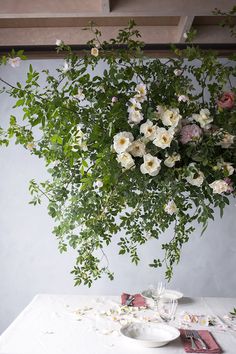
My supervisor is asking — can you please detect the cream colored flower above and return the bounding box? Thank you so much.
[117,152,135,170]
[156,105,165,116]
[140,153,161,176]
[128,110,144,124]
[128,98,142,113]
[218,132,235,149]
[134,83,147,102]
[164,153,181,168]
[153,127,174,149]
[91,47,99,57]
[8,57,21,68]
[56,39,63,46]
[161,108,182,128]
[186,165,204,187]
[174,69,182,76]
[140,120,157,140]
[128,140,146,157]
[192,109,213,128]
[164,200,178,215]
[113,132,134,154]
[209,180,229,194]
[217,161,234,176]
[178,95,189,103]
[26,142,35,150]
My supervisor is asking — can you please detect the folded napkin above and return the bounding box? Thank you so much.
[121,293,146,307]
[180,329,222,353]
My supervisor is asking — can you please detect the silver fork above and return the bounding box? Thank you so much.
[185,330,197,350]
[192,330,208,350]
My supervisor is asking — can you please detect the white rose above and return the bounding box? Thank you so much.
[161,108,182,128]
[218,132,234,149]
[128,110,144,124]
[91,47,99,57]
[140,154,161,176]
[209,180,229,194]
[134,83,147,102]
[178,95,189,103]
[56,39,63,46]
[153,127,174,149]
[156,105,165,116]
[192,108,213,128]
[117,152,135,170]
[8,57,21,68]
[217,161,234,176]
[186,165,204,187]
[164,153,181,168]
[164,200,178,215]
[128,140,146,157]
[174,69,182,76]
[140,120,157,140]
[113,132,134,154]
[128,97,142,113]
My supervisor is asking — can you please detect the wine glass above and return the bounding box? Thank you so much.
[149,282,166,309]
[158,297,178,323]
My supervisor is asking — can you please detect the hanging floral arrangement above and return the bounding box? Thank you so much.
[0,22,235,286]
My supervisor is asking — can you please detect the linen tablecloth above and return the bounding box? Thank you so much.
[0,294,236,354]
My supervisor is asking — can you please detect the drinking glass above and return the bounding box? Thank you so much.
[158,297,178,323]
[149,282,166,309]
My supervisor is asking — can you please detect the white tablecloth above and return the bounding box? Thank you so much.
[0,294,236,354]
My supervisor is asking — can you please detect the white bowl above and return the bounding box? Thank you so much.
[142,289,183,302]
[120,323,180,348]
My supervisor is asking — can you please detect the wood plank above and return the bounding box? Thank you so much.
[176,16,194,42]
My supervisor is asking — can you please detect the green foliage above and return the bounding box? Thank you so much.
[0,22,235,286]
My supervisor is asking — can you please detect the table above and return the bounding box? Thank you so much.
[0,294,236,353]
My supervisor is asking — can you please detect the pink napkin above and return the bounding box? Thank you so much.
[180,329,222,353]
[121,293,146,307]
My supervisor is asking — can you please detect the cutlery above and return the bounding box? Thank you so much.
[126,295,135,306]
[185,330,197,350]
[192,330,208,349]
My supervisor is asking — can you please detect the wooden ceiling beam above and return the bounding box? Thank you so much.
[176,16,194,43]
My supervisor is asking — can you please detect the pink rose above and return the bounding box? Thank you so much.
[217,92,235,110]
[180,124,202,144]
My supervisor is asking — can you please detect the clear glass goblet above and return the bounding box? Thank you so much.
[149,282,166,309]
[158,297,178,323]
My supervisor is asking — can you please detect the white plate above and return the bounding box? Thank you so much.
[120,323,180,348]
[163,290,183,300]
[141,289,183,301]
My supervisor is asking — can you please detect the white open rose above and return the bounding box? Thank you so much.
[116,152,135,170]
[128,140,146,157]
[186,165,204,187]
[127,97,142,113]
[192,108,213,128]
[140,154,161,176]
[218,132,235,149]
[209,180,229,194]
[161,108,182,128]
[113,132,134,154]
[140,120,157,140]
[134,83,147,102]
[164,200,178,215]
[217,161,234,176]
[153,128,174,149]
[128,110,144,124]
[164,153,181,168]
